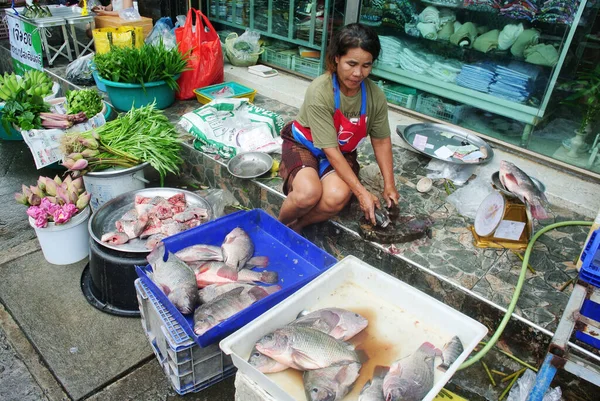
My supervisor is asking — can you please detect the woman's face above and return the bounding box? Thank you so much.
[335,47,374,95]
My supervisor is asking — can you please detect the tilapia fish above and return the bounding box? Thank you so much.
[198,282,281,304]
[248,345,289,373]
[438,335,464,372]
[222,227,254,271]
[359,365,388,401]
[101,231,129,245]
[145,234,166,250]
[499,160,549,220]
[116,212,149,239]
[383,342,439,401]
[193,286,269,335]
[292,308,369,341]
[147,243,198,314]
[193,261,278,287]
[176,244,223,262]
[303,361,362,401]
[255,326,360,371]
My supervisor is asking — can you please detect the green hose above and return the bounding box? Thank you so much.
[459,220,593,370]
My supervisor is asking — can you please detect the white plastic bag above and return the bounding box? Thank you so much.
[426,159,477,185]
[178,98,285,158]
[118,7,141,21]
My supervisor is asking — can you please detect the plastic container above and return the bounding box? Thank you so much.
[82,162,149,212]
[579,228,600,287]
[30,206,91,265]
[193,81,256,105]
[261,48,294,69]
[89,62,106,92]
[136,209,338,347]
[97,74,180,111]
[378,81,417,109]
[416,94,465,124]
[291,55,323,78]
[220,255,488,401]
[135,279,236,395]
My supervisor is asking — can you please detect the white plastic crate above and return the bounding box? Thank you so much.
[135,279,235,395]
[221,256,488,401]
[260,47,294,69]
[291,55,323,78]
[415,94,465,124]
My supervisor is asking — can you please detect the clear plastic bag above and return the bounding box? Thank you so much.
[225,29,263,67]
[118,7,141,21]
[193,188,237,219]
[145,16,177,49]
[65,53,95,86]
[506,369,562,401]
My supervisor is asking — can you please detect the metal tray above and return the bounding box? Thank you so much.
[88,188,213,254]
[398,123,494,165]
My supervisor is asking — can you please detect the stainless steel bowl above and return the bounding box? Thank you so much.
[227,152,273,179]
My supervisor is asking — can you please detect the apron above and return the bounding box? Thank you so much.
[291,74,368,176]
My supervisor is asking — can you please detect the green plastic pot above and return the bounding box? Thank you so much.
[97,75,180,111]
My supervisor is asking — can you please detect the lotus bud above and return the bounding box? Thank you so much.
[14,192,28,205]
[68,152,83,161]
[71,170,81,178]
[79,137,99,149]
[71,177,84,192]
[29,185,44,198]
[22,184,33,198]
[28,192,41,206]
[54,175,62,185]
[56,186,69,205]
[37,176,46,192]
[71,159,89,171]
[44,178,57,196]
[61,158,75,169]
[76,192,91,210]
[91,131,100,140]
[63,175,73,186]
[67,186,79,204]
[81,148,99,158]
[45,196,57,205]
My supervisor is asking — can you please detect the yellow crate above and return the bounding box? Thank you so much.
[193,82,257,105]
[92,26,144,55]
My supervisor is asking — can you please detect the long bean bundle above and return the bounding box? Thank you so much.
[60,103,183,185]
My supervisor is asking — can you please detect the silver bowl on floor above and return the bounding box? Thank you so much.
[227,152,273,179]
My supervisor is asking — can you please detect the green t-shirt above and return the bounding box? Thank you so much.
[296,74,391,149]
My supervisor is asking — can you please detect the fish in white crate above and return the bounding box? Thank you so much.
[248,345,290,373]
[303,361,362,401]
[146,243,199,314]
[437,335,464,372]
[358,365,388,401]
[292,308,369,342]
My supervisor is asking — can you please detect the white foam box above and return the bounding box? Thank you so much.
[220,255,488,401]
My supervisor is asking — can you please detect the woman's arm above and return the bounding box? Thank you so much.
[323,147,380,224]
[371,136,400,207]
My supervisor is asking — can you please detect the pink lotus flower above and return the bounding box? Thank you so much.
[71,159,89,171]
[40,198,60,215]
[35,215,48,228]
[63,203,78,216]
[53,208,71,224]
[27,205,42,219]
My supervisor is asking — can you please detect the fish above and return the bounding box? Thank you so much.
[120,208,138,221]
[193,261,278,287]
[248,346,289,373]
[198,282,281,304]
[173,207,209,223]
[193,286,269,335]
[116,213,149,239]
[151,200,174,220]
[146,243,198,315]
[145,234,166,250]
[139,214,163,239]
[101,231,129,245]
[374,208,391,228]
[167,192,187,214]
[255,326,360,371]
[175,244,223,262]
[222,227,254,271]
[383,342,439,401]
[303,361,362,401]
[359,365,388,401]
[161,220,187,236]
[437,335,464,372]
[499,160,549,220]
[292,308,369,341]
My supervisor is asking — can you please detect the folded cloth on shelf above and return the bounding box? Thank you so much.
[419,6,441,28]
[439,8,456,24]
[498,23,524,50]
[379,35,404,66]
[438,21,455,41]
[473,29,500,53]
[456,63,496,93]
[398,48,430,75]
[510,29,540,57]
[524,44,559,66]
[506,60,542,81]
[417,22,438,40]
[450,22,478,47]
[476,25,490,35]
[454,21,462,32]
[429,61,463,82]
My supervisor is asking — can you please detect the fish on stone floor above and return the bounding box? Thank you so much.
[303,361,362,401]
[437,335,464,372]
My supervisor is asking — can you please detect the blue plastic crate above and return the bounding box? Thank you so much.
[575,298,600,349]
[136,209,338,348]
[579,228,600,288]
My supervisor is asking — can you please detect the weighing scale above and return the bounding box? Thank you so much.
[469,172,543,250]
[247,65,278,78]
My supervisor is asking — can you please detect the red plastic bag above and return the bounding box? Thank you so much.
[175,9,224,100]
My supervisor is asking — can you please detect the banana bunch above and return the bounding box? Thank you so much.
[22,70,53,98]
[0,72,24,101]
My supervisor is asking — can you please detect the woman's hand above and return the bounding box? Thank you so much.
[357,188,381,225]
[91,5,105,12]
[382,184,400,208]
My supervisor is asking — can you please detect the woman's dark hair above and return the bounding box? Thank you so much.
[326,23,381,73]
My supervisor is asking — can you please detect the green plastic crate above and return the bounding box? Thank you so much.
[292,56,323,78]
[261,48,294,69]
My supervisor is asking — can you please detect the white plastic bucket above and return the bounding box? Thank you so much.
[83,163,150,212]
[29,206,91,265]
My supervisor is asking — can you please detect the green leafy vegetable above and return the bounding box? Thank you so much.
[93,41,189,91]
[66,89,103,118]
[2,91,49,132]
